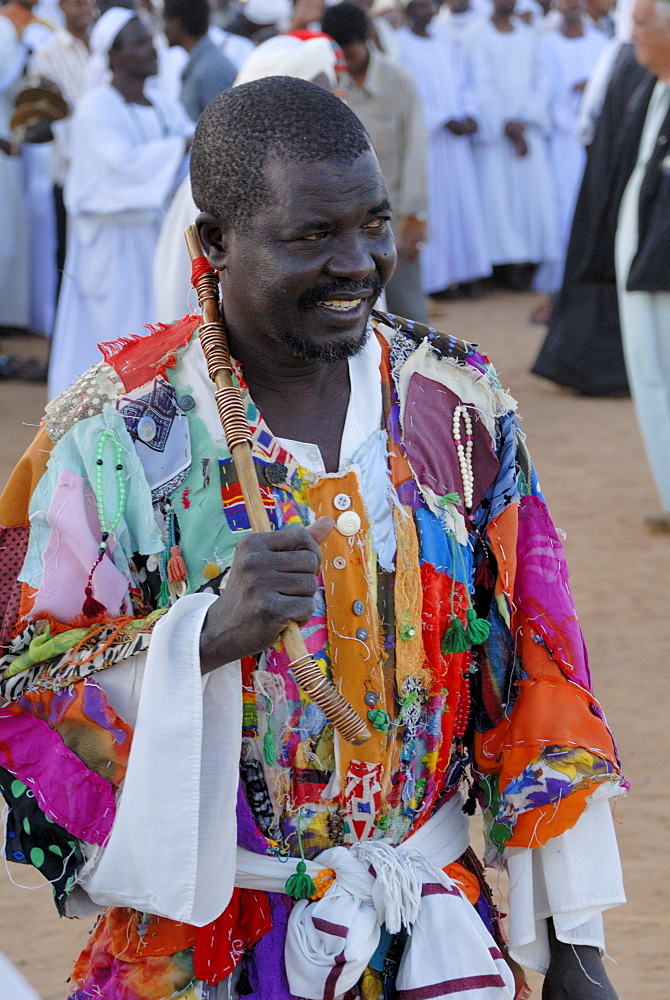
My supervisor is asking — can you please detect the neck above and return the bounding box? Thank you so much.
[68,25,90,45]
[350,50,370,85]
[561,17,584,35]
[112,72,149,104]
[182,32,203,53]
[226,322,352,471]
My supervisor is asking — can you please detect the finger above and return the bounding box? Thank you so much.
[266,548,321,575]
[270,571,320,597]
[306,516,334,546]
[256,523,326,553]
[277,595,317,627]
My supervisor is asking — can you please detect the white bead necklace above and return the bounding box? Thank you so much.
[452,404,474,509]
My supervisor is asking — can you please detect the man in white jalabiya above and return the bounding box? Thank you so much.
[47,7,192,400]
[463,0,558,289]
[537,0,606,293]
[614,0,670,530]
[397,0,491,296]
[0,0,33,332]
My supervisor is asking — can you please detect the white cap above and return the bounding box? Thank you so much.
[89,7,136,57]
[243,0,292,25]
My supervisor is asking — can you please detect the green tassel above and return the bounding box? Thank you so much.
[367,708,391,732]
[465,607,491,644]
[263,730,276,767]
[442,616,470,653]
[157,579,171,608]
[285,860,317,900]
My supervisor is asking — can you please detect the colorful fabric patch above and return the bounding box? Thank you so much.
[343,760,383,843]
[0,704,117,844]
[0,765,86,916]
[219,457,277,532]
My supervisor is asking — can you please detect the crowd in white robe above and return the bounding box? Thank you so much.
[0,0,615,395]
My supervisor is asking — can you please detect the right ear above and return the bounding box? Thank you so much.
[195,212,229,271]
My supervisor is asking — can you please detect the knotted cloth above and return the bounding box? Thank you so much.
[234,794,516,1000]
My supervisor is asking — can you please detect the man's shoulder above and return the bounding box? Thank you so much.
[45,314,201,442]
[372,310,481,366]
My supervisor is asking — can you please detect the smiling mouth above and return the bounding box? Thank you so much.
[317,298,364,311]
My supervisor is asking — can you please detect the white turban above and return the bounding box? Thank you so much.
[90,8,136,57]
[235,34,342,88]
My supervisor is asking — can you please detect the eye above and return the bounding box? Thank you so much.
[364,217,390,231]
[302,232,328,242]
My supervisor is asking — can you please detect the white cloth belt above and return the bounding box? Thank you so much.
[235,793,515,1000]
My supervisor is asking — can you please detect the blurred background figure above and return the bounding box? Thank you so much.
[463,0,558,291]
[31,0,94,299]
[0,0,35,335]
[322,0,429,321]
[397,0,491,299]
[163,0,236,121]
[48,8,192,398]
[532,0,606,308]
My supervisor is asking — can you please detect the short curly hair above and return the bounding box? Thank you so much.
[190,76,373,228]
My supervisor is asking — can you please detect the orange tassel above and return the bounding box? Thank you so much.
[167,544,188,583]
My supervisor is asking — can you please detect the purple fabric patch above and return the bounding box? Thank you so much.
[236,781,272,854]
[0,707,116,844]
[248,893,298,1000]
[514,494,591,691]
[402,374,500,515]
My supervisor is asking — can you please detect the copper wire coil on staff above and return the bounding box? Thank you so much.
[184,225,371,747]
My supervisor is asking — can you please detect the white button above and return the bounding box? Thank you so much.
[333,556,347,570]
[137,415,157,442]
[334,493,351,511]
[336,511,361,536]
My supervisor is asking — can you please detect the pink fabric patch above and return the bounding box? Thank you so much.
[515,494,591,691]
[0,705,116,844]
[30,469,129,624]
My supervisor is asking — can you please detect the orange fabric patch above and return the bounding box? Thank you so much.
[444,860,481,907]
[0,425,55,528]
[308,470,387,777]
[506,785,594,848]
[487,502,519,606]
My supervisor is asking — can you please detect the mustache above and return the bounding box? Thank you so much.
[297,274,383,311]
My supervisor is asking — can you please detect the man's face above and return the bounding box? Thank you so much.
[632,0,670,76]
[342,40,370,77]
[162,14,182,46]
[558,0,585,24]
[406,0,438,29]
[111,18,158,79]
[217,150,396,364]
[59,0,94,33]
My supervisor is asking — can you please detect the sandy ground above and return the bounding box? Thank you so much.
[0,291,668,999]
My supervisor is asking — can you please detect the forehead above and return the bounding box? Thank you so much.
[261,150,388,224]
[116,18,152,47]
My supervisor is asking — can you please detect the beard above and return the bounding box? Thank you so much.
[278,274,380,362]
[276,322,372,363]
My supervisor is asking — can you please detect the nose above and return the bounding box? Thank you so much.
[324,233,379,283]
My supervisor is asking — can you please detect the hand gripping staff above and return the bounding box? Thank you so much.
[185,225,371,746]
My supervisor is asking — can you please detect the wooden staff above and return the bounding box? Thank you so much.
[185,225,370,746]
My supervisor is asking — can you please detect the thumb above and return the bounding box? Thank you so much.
[306,516,335,546]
